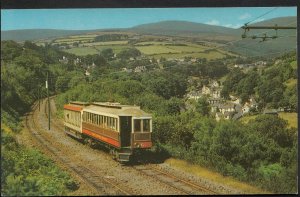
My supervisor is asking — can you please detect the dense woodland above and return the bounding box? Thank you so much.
[1,40,298,194]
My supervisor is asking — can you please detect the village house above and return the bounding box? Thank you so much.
[218,103,235,114]
[201,80,222,99]
[122,67,133,73]
[85,70,90,76]
[187,91,202,100]
[134,66,147,73]
[242,103,251,114]
[202,85,211,95]
[254,61,267,67]
[215,111,235,121]
[59,56,68,64]
[74,58,81,65]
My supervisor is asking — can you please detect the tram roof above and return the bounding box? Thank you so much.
[83,102,152,118]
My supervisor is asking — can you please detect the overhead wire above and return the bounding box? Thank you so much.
[244,7,278,26]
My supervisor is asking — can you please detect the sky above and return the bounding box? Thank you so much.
[1,7,297,31]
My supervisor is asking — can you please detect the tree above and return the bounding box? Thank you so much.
[195,97,210,116]
[101,48,114,60]
[117,48,141,59]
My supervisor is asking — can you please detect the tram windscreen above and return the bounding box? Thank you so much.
[143,119,150,132]
[134,119,141,132]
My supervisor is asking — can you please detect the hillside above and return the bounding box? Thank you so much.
[226,16,296,57]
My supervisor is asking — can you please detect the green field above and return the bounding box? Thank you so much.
[290,61,297,69]
[64,44,129,56]
[150,50,228,60]
[240,112,297,128]
[134,41,173,46]
[136,45,180,54]
[279,112,297,128]
[63,47,99,56]
[83,41,128,46]
[284,78,297,88]
[57,33,237,60]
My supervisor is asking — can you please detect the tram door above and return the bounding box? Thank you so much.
[120,116,132,147]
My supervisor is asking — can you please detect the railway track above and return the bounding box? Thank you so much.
[25,100,132,195]
[132,164,219,195]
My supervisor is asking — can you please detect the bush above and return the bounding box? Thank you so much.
[1,130,78,196]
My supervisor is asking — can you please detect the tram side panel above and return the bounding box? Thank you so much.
[81,111,121,148]
[63,104,83,139]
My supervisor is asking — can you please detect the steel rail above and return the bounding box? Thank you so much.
[133,164,219,195]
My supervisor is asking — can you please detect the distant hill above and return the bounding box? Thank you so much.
[129,20,240,38]
[226,16,297,57]
[1,29,94,41]
[127,20,243,42]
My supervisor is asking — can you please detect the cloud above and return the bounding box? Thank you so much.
[205,19,220,26]
[239,13,252,20]
[224,24,243,29]
[254,18,265,23]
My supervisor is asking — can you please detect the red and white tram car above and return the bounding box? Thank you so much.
[63,101,152,162]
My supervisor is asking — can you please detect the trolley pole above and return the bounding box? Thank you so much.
[46,72,50,130]
[38,86,40,111]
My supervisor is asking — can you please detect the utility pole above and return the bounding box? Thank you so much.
[38,85,40,111]
[46,72,50,130]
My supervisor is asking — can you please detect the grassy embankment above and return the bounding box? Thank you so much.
[165,158,269,194]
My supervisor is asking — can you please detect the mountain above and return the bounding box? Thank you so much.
[129,20,240,37]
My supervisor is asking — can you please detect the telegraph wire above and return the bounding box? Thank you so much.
[244,7,278,26]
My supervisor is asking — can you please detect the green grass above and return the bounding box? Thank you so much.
[290,61,297,69]
[164,45,207,53]
[239,115,258,124]
[240,113,297,128]
[165,158,270,194]
[134,41,173,46]
[136,45,180,54]
[284,78,297,88]
[63,47,99,56]
[61,39,235,60]
[278,112,297,128]
[55,37,93,43]
[94,45,129,54]
[84,41,128,46]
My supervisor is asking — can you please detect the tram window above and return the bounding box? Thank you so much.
[134,119,141,132]
[109,118,114,129]
[112,118,116,130]
[109,117,113,129]
[104,116,107,127]
[143,119,150,132]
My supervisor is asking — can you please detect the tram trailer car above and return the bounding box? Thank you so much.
[63,101,152,162]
